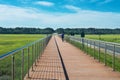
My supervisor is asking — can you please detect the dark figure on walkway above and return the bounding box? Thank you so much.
[61,33,64,42]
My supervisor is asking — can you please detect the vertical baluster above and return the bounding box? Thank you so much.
[32,45,34,71]
[36,43,38,61]
[98,41,100,62]
[39,41,41,56]
[27,47,30,78]
[37,42,39,61]
[21,49,24,80]
[113,44,115,71]
[42,39,44,53]
[35,43,37,66]
[12,55,15,80]
[94,41,95,59]
[39,41,40,58]
[105,43,107,66]
[87,40,88,55]
[89,40,91,54]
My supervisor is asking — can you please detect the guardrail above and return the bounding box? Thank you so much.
[66,36,120,71]
[0,35,51,80]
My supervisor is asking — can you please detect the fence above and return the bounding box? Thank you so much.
[0,35,51,80]
[66,36,120,71]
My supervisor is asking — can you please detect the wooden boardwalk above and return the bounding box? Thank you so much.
[25,36,120,80]
[24,36,65,80]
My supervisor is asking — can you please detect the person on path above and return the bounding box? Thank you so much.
[61,33,64,42]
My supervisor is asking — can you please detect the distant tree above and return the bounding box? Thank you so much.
[43,28,55,34]
[56,28,64,34]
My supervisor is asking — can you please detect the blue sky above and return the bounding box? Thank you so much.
[0,0,120,29]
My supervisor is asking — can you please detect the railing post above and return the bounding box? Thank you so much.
[85,39,87,52]
[41,40,43,54]
[105,43,107,66]
[90,40,91,49]
[12,55,15,80]
[94,41,95,59]
[39,42,41,55]
[35,43,37,66]
[87,40,88,55]
[21,49,24,80]
[38,41,40,56]
[36,43,38,61]
[37,42,39,61]
[42,40,44,52]
[40,41,42,55]
[98,41,100,62]
[32,45,34,71]
[113,44,115,71]
[45,38,46,47]
[43,39,45,50]
[27,47,30,78]
[40,41,42,56]
[44,38,46,47]
[36,43,38,62]
[91,41,94,56]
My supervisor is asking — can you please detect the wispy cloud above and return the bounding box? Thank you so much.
[34,1,54,7]
[98,0,113,4]
[0,4,120,28]
[79,0,113,4]
[64,5,81,12]
[79,0,99,3]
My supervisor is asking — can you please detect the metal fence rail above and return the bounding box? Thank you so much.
[66,36,120,71]
[0,35,51,80]
[70,36,120,54]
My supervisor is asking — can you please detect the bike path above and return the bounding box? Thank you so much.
[55,36,120,80]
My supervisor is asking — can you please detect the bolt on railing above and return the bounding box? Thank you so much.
[65,36,120,72]
[0,35,51,80]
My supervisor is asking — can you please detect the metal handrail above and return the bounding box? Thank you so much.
[66,35,120,71]
[0,38,44,60]
[0,35,52,80]
[71,36,120,46]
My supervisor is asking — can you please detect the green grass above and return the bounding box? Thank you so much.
[65,36,120,72]
[0,34,45,56]
[85,34,120,43]
[0,34,45,80]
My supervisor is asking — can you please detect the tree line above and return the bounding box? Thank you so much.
[0,27,54,34]
[56,28,120,35]
[0,27,120,34]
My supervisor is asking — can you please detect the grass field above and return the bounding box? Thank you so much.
[85,34,120,43]
[0,34,45,80]
[0,34,45,56]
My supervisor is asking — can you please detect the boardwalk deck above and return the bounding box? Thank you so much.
[24,36,65,80]
[25,36,120,80]
[55,36,120,80]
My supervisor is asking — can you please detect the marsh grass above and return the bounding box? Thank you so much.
[0,34,45,80]
[85,34,120,43]
[0,34,44,56]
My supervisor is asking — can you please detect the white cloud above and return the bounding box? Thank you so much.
[34,1,54,7]
[0,4,120,29]
[64,5,81,12]
[79,0,113,4]
[98,0,113,4]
